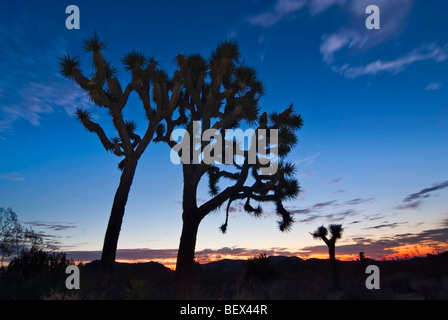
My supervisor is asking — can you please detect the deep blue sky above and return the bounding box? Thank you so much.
[1,0,447,264]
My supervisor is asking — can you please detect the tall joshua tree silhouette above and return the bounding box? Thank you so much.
[59,33,179,285]
[311,224,344,290]
[155,41,303,298]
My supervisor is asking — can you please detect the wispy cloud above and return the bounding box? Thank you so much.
[329,176,344,185]
[22,220,78,251]
[426,82,443,91]
[402,180,448,203]
[325,209,357,222]
[308,0,347,15]
[246,0,306,27]
[312,200,338,209]
[395,201,422,210]
[364,213,388,222]
[320,0,415,53]
[363,222,406,230]
[244,0,432,77]
[0,10,92,133]
[331,43,448,78]
[345,198,375,205]
[315,0,448,79]
[295,153,320,165]
[291,199,362,223]
[320,30,364,64]
[0,172,25,181]
[25,220,77,232]
[295,153,320,180]
[246,0,383,28]
[394,180,448,210]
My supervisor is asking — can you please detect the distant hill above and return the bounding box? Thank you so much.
[77,251,448,300]
[83,259,173,279]
[200,259,245,273]
[82,251,448,276]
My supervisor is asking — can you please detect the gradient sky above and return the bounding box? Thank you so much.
[1,0,447,268]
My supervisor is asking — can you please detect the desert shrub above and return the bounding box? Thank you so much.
[232,280,269,300]
[435,276,448,299]
[382,272,413,293]
[123,278,154,300]
[7,248,70,278]
[410,278,440,299]
[267,279,301,299]
[2,247,74,299]
[243,254,279,283]
[41,288,81,300]
[296,278,332,300]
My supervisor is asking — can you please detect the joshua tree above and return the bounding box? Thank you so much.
[311,224,344,290]
[59,33,179,285]
[156,41,303,298]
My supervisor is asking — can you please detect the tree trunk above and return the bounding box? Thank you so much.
[174,211,201,299]
[328,245,340,290]
[100,157,138,287]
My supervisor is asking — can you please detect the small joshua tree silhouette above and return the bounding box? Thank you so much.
[311,224,344,290]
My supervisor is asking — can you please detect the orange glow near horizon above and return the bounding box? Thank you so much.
[117,252,371,269]
[115,258,178,270]
[381,243,447,260]
[70,241,448,270]
[305,253,359,261]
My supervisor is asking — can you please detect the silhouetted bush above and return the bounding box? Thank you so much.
[243,254,279,283]
[1,247,74,299]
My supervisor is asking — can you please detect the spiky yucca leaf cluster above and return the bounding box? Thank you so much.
[83,32,106,52]
[59,54,81,79]
[311,224,344,243]
[329,224,344,240]
[59,33,173,172]
[312,225,328,240]
[122,50,147,73]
